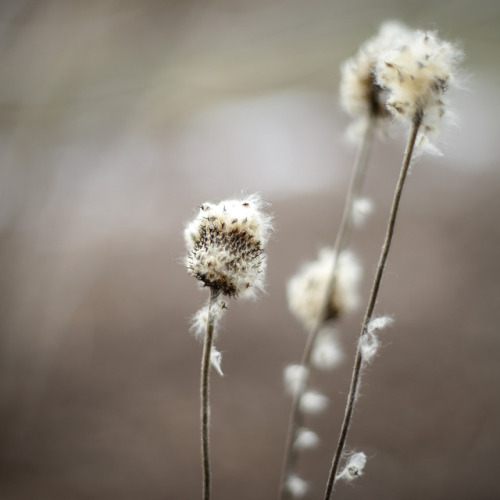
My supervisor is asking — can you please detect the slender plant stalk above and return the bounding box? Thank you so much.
[278,116,376,499]
[323,114,422,500]
[201,288,219,500]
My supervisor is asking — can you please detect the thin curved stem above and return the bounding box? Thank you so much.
[323,115,422,500]
[278,117,376,499]
[201,289,218,500]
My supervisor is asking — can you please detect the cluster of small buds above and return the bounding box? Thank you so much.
[375,29,463,146]
[359,315,394,364]
[340,21,412,133]
[185,194,272,298]
[287,249,362,331]
[336,452,367,482]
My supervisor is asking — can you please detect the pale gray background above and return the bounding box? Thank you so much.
[0,1,499,499]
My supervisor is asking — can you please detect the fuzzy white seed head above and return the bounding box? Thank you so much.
[294,428,320,450]
[210,347,224,376]
[312,328,344,371]
[285,474,308,498]
[360,315,394,363]
[185,194,272,298]
[300,391,328,414]
[284,364,309,396]
[287,249,362,330]
[340,21,413,130]
[337,452,367,482]
[352,197,374,227]
[375,29,463,147]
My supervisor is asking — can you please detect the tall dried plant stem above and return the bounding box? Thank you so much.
[323,114,422,500]
[201,288,219,500]
[278,116,376,499]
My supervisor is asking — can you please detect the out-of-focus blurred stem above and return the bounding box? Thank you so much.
[278,115,376,500]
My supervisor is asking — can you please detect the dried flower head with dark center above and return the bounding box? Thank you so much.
[340,21,412,129]
[185,194,272,298]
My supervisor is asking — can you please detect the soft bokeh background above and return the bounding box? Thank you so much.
[0,1,499,499]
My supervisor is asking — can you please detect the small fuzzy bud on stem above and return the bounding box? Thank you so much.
[300,391,329,415]
[294,428,320,450]
[286,474,309,498]
[284,365,309,397]
[312,329,344,371]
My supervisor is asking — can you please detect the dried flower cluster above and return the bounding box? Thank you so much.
[287,248,362,330]
[340,21,412,129]
[183,19,464,500]
[185,194,272,298]
[376,29,463,144]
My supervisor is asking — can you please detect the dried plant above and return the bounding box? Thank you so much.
[323,27,463,500]
[184,194,272,500]
[182,20,464,500]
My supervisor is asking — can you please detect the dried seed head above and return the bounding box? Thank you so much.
[375,29,463,148]
[287,249,362,330]
[185,194,272,298]
[340,21,413,130]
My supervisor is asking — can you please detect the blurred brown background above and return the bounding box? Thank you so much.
[0,1,499,499]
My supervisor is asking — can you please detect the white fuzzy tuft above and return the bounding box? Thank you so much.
[294,428,320,450]
[360,315,394,363]
[352,197,374,227]
[300,391,328,414]
[285,474,308,498]
[210,347,224,376]
[367,315,394,334]
[185,194,273,298]
[283,364,309,396]
[190,298,227,341]
[375,29,463,149]
[287,249,362,330]
[312,328,344,371]
[337,452,367,481]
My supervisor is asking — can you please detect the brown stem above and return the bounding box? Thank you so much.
[278,117,376,499]
[323,115,422,500]
[201,289,219,500]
